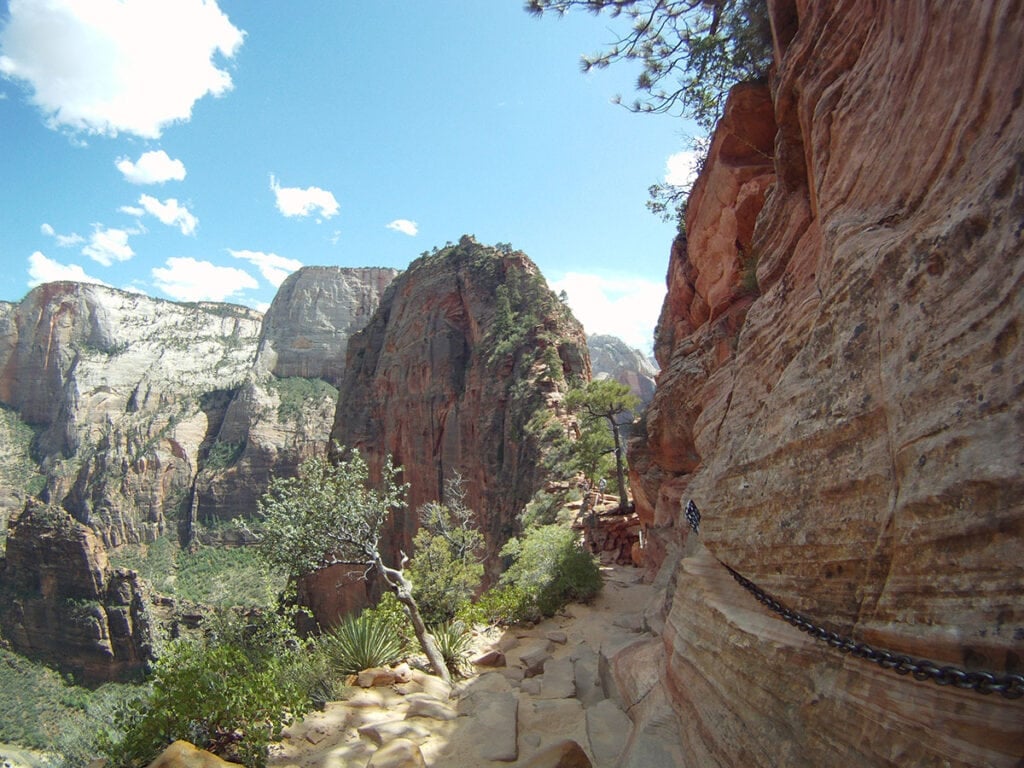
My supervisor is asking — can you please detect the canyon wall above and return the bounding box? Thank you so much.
[329,237,589,604]
[627,1,1024,766]
[193,267,398,527]
[0,283,263,547]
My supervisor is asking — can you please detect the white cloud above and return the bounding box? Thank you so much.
[116,149,186,184]
[665,149,701,187]
[28,251,108,287]
[152,257,258,302]
[269,174,339,219]
[229,249,302,287]
[82,226,135,266]
[138,194,197,235]
[119,205,145,217]
[386,219,418,236]
[0,0,244,138]
[41,222,85,246]
[549,272,666,354]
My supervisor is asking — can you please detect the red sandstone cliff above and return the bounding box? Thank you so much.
[321,237,589,620]
[626,2,1024,765]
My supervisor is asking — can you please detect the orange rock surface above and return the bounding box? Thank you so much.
[629,1,1024,764]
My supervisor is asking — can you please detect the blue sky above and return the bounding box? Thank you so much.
[0,1,700,352]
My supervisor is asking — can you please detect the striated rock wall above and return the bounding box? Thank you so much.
[629,1,1024,765]
[330,237,589,605]
[253,266,399,387]
[0,499,154,682]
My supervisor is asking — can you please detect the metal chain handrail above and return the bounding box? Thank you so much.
[686,501,1024,700]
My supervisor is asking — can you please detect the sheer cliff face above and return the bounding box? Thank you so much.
[194,267,398,525]
[331,237,589,581]
[630,2,1024,765]
[0,283,263,546]
[0,269,396,548]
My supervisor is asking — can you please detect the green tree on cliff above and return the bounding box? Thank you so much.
[248,449,452,683]
[565,379,641,512]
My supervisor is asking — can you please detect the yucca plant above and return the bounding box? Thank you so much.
[430,620,474,677]
[321,612,405,675]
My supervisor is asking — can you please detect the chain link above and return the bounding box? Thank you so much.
[721,563,1024,700]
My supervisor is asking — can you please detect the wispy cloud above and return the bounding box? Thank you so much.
[152,257,258,302]
[0,0,244,138]
[229,249,302,287]
[116,150,186,184]
[269,174,339,219]
[119,205,145,217]
[138,194,197,235]
[82,226,136,266]
[40,222,85,247]
[28,251,108,287]
[549,271,666,354]
[386,219,419,236]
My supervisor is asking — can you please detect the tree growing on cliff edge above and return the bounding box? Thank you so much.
[565,379,641,512]
[527,0,773,226]
[248,449,451,683]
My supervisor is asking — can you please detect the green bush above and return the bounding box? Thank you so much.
[499,524,602,619]
[99,610,312,768]
[408,492,484,626]
[458,584,537,626]
[320,610,406,676]
[429,620,474,677]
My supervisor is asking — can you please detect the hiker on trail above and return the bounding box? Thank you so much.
[598,477,607,503]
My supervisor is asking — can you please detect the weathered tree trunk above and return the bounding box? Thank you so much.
[611,420,629,512]
[375,554,451,684]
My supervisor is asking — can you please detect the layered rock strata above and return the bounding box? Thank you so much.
[330,236,589,605]
[0,283,263,546]
[629,1,1024,765]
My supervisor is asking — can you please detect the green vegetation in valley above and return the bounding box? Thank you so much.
[108,537,284,609]
[0,646,144,767]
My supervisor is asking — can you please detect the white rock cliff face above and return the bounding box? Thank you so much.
[0,268,399,548]
[0,282,262,546]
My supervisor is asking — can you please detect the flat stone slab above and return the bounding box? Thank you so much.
[571,642,605,708]
[585,699,632,767]
[457,690,519,762]
[404,693,458,721]
[538,657,576,699]
[357,719,429,747]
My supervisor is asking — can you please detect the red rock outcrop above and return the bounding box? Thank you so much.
[329,237,589,607]
[0,499,154,682]
[629,2,1024,765]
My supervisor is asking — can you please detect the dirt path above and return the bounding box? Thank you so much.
[269,563,656,767]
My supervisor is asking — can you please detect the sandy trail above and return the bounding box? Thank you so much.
[269,563,655,767]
